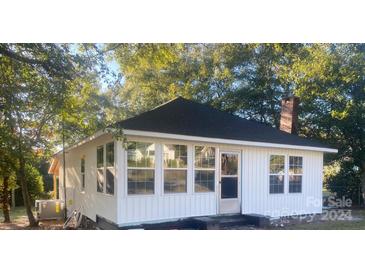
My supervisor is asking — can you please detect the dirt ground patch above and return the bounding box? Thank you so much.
[0,207,64,230]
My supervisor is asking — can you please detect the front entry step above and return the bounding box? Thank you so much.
[118,214,271,230]
[191,214,250,229]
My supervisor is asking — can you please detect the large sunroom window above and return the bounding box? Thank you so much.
[163,144,187,193]
[194,146,215,192]
[127,142,155,195]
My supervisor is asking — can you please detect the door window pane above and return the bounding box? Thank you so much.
[221,177,238,199]
[221,154,238,175]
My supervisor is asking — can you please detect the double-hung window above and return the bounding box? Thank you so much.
[81,157,85,191]
[269,155,285,194]
[97,146,104,193]
[163,144,187,193]
[194,146,215,192]
[106,142,115,195]
[127,142,155,195]
[289,156,303,193]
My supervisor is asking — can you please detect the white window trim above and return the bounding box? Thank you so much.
[105,142,115,196]
[96,142,115,196]
[193,145,216,193]
[268,153,304,195]
[163,143,188,195]
[126,141,156,196]
[268,154,286,195]
[288,155,303,194]
[96,145,104,194]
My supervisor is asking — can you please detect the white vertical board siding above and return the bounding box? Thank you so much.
[118,138,217,225]
[58,133,324,226]
[119,193,216,224]
[242,147,323,217]
[58,134,118,223]
[117,136,324,225]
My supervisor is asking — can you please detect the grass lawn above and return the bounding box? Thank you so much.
[279,209,365,230]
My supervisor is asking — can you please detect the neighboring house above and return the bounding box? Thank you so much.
[48,97,337,227]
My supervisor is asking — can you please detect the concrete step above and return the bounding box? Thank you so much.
[119,213,270,230]
[192,214,249,229]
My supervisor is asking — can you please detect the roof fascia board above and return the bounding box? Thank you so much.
[123,129,338,153]
[53,130,105,157]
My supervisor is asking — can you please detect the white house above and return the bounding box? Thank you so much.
[48,97,337,228]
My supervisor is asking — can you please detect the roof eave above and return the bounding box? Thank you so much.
[50,128,338,156]
[123,129,338,153]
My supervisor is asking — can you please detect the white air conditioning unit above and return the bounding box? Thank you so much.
[35,200,65,220]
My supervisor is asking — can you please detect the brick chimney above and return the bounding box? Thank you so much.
[279,96,299,134]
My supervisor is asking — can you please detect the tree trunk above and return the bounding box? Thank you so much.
[17,136,38,227]
[1,176,11,223]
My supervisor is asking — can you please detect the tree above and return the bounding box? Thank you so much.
[111,44,303,124]
[0,117,18,223]
[111,43,364,204]
[283,44,365,204]
[0,43,112,226]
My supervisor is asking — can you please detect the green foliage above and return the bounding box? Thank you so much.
[325,161,363,205]
[1,43,364,207]
[285,44,365,201]
[111,44,304,125]
[0,44,114,224]
[24,163,48,202]
[111,43,365,202]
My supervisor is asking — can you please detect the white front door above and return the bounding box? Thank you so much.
[219,152,241,214]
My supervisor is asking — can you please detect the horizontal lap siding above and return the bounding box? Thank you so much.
[242,147,323,217]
